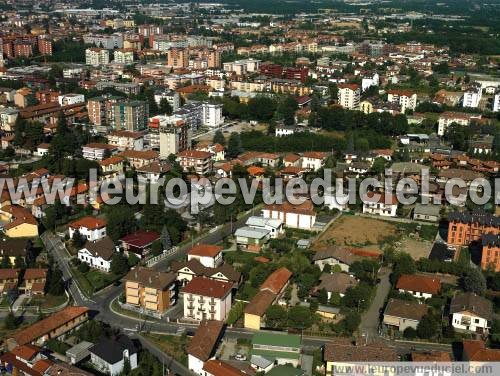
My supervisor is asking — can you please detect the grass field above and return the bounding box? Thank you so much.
[313,215,397,249]
[143,334,189,366]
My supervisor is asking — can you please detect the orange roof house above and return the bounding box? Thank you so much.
[260,267,293,295]
[396,274,441,296]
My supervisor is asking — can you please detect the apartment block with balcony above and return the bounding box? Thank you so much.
[182,277,232,321]
[124,267,177,314]
[447,211,500,246]
[337,83,360,110]
[176,150,212,175]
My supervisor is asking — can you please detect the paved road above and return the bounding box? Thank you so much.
[360,266,392,341]
[41,232,94,306]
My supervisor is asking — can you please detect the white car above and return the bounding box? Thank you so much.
[234,354,247,361]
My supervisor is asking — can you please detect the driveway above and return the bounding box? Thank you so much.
[360,266,392,342]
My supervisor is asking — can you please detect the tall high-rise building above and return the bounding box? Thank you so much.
[112,100,149,131]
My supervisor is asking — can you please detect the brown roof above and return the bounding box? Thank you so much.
[411,351,451,362]
[177,149,212,159]
[324,340,398,362]
[182,276,232,299]
[203,360,248,376]
[172,258,240,284]
[119,150,159,160]
[384,298,428,321]
[463,340,500,361]
[450,292,492,320]
[438,168,484,181]
[302,151,328,160]
[260,267,292,294]
[265,200,315,216]
[83,236,115,261]
[11,344,41,361]
[188,244,223,258]
[317,273,358,295]
[69,216,107,230]
[364,191,398,205]
[83,143,117,150]
[99,156,123,167]
[11,306,89,346]
[125,267,176,290]
[44,363,94,376]
[396,274,441,295]
[313,247,361,265]
[283,153,301,163]
[187,320,224,361]
[23,268,47,280]
[244,289,276,316]
[338,83,360,91]
[0,268,20,280]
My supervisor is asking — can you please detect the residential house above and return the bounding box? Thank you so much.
[0,205,39,238]
[0,344,54,376]
[447,211,500,246]
[136,162,171,184]
[480,234,500,272]
[6,306,89,350]
[89,335,138,376]
[313,247,361,272]
[450,292,492,334]
[437,112,481,136]
[120,230,160,259]
[462,340,500,362]
[187,320,224,375]
[323,340,398,376]
[315,272,358,299]
[82,143,118,161]
[106,130,144,151]
[0,239,30,267]
[171,258,241,288]
[396,274,441,299]
[413,203,441,222]
[182,277,232,321]
[234,227,271,252]
[124,267,177,314]
[263,200,316,230]
[0,268,19,295]
[187,244,223,268]
[301,152,328,171]
[68,217,107,242]
[245,216,284,239]
[20,268,47,296]
[77,237,115,272]
[362,192,398,217]
[99,156,124,181]
[244,267,292,330]
[118,150,159,169]
[383,298,428,332]
[203,360,248,376]
[387,89,417,113]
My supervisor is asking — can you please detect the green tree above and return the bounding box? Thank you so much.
[463,268,486,295]
[213,130,226,146]
[4,311,18,329]
[342,283,372,311]
[417,312,440,339]
[265,305,288,329]
[159,98,173,115]
[287,305,313,329]
[227,132,243,158]
[110,253,129,275]
[318,288,328,305]
[105,205,136,242]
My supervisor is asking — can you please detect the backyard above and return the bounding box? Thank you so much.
[143,333,189,366]
[71,267,121,296]
[313,215,397,250]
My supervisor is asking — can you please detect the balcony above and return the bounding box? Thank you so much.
[187,304,194,310]
[187,295,194,302]
[209,309,216,314]
[198,298,206,304]
[209,300,216,306]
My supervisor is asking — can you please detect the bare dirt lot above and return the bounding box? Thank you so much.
[313,215,397,250]
[397,237,433,260]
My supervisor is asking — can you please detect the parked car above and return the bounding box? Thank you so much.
[234,354,247,361]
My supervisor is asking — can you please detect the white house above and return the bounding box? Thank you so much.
[462,84,482,108]
[275,124,295,137]
[68,216,107,242]
[263,200,316,230]
[362,192,398,217]
[187,244,223,268]
[361,72,379,92]
[450,292,492,334]
[301,152,328,171]
[35,143,50,157]
[493,91,500,112]
[77,236,115,272]
[324,187,349,211]
[387,89,417,113]
[396,274,441,299]
[245,216,284,238]
[182,277,232,321]
[89,336,138,376]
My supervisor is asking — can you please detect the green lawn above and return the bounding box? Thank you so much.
[29,294,68,309]
[224,250,259,265]
[72,267,121,296]
[143,334,189,366]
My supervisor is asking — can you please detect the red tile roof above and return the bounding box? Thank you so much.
[463,340,500,361]
[120,230,160,248]
[260,267,292,295]
[12,306,89,346]
[0,268,20,280]
[177,149,212,159]
[203,360,247,376]
[187,320,224,361]
[396,274,441,295]
[10,344,41,361]
[23,269,47,280]
[188,244,223,258]
[69,216,107,230]
[411,351,451,362]
[182,276,232,299]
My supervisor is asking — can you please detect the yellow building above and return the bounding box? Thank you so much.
[0,205,39,238]
[124,267,177,314]
[360,100,374,114]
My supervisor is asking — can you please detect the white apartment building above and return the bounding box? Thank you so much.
[387,89,417,113]
[437,111,481,136]
[182,277,232,321]
[337,83,360,110]
[58,93,85,106]
[85,48,110,66]
[82,143,117,160]
[462,84,482,108]
[154,90,181,112]
[301,152,327,171]
[223,58,261,75]
[153,115,190,158]
[361,72,379,92]
[106,130,144,151]
[114,49,135,64]
[493,91,500,112]
[0,107,19,132]
[202,103,224,128]
[83,33,124,49]
[263,201,316,230]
